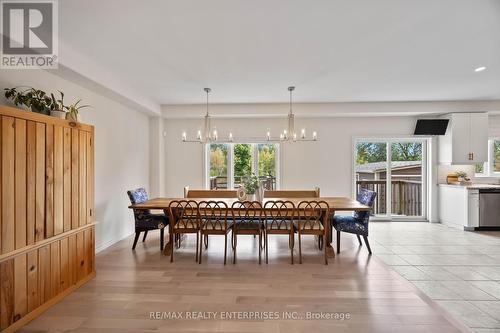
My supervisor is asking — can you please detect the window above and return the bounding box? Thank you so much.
[475,139,500,176]
[206,143,279,190]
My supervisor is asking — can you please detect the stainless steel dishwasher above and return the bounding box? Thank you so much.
[479,188,500,227]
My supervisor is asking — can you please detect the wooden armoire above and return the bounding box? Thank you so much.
[0,106,95,332]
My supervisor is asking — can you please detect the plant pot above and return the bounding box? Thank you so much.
[65,112,80,122]
[50,110,66,119]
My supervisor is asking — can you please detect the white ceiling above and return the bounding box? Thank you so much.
[59,0,500,106]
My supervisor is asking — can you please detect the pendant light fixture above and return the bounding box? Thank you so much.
[182,88,232,143]
[181,86,317,143]
[277,86,317,142]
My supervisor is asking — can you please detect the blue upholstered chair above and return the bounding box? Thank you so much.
[127,188,168,251]
[331,189,377,254]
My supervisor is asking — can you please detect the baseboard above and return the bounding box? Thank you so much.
[95,231,133,253]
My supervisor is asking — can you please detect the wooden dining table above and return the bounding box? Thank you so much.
[129,197,371,258]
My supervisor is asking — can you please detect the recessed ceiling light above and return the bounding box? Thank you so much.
[474,66,486,72]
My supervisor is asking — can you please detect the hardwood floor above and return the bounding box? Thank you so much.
[19,231,467,333]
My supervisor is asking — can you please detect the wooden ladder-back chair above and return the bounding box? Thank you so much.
[166,200,200,263]
[263,188,320,198]
[263,201,296,264]
[198,201,232,264]
[231,201,263,264]
[296,201,330,265]
[184,186,238,198]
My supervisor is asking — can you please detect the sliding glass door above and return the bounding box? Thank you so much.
[354,138,427,220]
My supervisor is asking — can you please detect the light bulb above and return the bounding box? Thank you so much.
[197,130,202,141]
[267,131,271,141]
[301,128,306,139]
[182,131,187,142]
[228,132,233,142]
[293,133,297,141]
[213,129,218,141]
[312,131,317,140]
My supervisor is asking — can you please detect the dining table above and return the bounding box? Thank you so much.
[129,196,371,258]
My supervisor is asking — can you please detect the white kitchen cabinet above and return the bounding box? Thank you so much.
[438,185,479,230]
[439,112,488,164]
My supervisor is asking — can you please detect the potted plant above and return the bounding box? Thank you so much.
[242,173,260,201]
[4,87,52,115]
[456,171,467,182]
[64,99,89,122]
[49,91,66,119]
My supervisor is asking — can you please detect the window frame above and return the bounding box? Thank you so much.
[475,138,500,177]
[204,142,281,190]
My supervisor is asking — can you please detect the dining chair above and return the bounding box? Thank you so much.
[166,200,200,262]
[127,188,168,251]
[184,186,238,198]
[231,201,263,264]
[263,201,296,264]
[296,200,330,265]
[263,188,320,198]
[331,188,377,254]
[184,187,237,249]
[198,201,232,264]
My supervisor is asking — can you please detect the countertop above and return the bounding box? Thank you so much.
[438,183,500,189]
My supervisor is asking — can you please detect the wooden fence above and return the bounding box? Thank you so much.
[356,180,422,216]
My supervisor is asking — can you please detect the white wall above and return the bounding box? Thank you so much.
[163,115,416,198]
[0,70,150,252]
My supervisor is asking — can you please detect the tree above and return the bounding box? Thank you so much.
[258,144,276,176]
[209,144,227,176]
[494,141,500,171]
[356,143,386,164]
[234,144,252,176]
[391,143,422,161]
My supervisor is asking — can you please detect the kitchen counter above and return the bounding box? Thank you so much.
[438,183,500,189]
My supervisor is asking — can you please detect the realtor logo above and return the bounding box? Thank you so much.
[1,0,58,68]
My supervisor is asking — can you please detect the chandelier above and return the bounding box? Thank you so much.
[181,86,317,143]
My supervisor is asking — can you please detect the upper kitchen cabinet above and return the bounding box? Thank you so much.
[439,112,488,164]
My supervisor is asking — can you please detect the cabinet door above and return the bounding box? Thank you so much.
[470,113,488,163]
[451,113,471,164]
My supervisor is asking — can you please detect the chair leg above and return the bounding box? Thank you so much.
[233,233,237,264]
[323,234,328,265]
[290,232,294,265]
[318,235,323,250]
[265,231,269,264]
[258,232,262,265]
[198,233,202,264]
[298,233,302,264]
[142,231,148,242]
[224,233,227,265]
[204,234,208,249]
[336,230,341,254]
[363,235,372,254]
[132,232,140,250]
[160,228,164,251]
[356,234,362,246]
[170,234,174,262]
[196,232,202,263]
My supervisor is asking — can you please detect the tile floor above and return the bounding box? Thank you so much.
[370,222,500,333]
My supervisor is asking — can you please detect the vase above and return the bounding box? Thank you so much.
[50,110,66,119]
[246,193,257,202]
